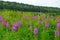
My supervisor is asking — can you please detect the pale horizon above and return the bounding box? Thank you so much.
[3,0,60,8]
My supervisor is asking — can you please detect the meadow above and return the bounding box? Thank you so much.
[0,9,60,40]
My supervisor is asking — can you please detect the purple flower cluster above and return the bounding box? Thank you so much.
[57,23,60,28]
[2,21,6,26]
[17,21,22,26]
[45,21,49,27]
[0,15,10,27]
[12,22,17,31]
[13,22,17,27]
[12,26,17,31]
[55,29,59,37]
[12,21,22,31]
[1,21,10,28]
[33,27,38,35]
[0,16,22,31]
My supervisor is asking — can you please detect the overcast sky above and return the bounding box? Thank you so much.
[3,0,60,8]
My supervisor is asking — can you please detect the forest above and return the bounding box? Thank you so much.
[0,1,60,13]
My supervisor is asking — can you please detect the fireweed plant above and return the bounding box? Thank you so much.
[0,10,60,40]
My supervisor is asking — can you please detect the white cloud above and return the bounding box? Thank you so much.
[3,0,60,8]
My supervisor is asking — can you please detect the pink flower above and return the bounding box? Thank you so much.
[17,21,22,26]
[38,20,41,24]
[55,29,59,37]
[12,26,17,31]
[23,16,29,20]
[12,22,18,31]
[34,28,38,35]
[0,16,2,21]
[43,15,46,19]
[45,21,49,27]
[57,23,60,28]
[56,17,60,23]
[6,23,10,28]
[32,16,37,20]
[13,22,17,27]
[25,16,29,20]
[1,21,6,26]
[29,25,32,30]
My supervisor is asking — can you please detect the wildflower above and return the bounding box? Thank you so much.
[32,16,37,20]
[38,20,41,24]
[57,23,60,28]
[34,27,38,35]
[12,26,17,31]
[6,23,10,28]
[45,21,49,27]
[13,22,17,27]
[17,21,22,26]
[0,16,2,21]
[23,16,29,20]
[55,29,59,37]
[43,15,46,19]
[1,21,6,26]
[56,17,60,23]
[29,25,32,30]
[25,16,29,20]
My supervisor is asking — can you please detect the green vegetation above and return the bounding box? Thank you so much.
[0,1,60,40]
[0,9,60,40]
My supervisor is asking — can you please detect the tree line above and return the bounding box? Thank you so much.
[0,1,60,13]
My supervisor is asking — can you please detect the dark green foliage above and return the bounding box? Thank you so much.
[0,1,60,13]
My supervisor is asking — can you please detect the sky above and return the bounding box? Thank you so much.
[3,0,60,8]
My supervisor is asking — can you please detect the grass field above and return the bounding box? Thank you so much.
[0,9,60,40]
